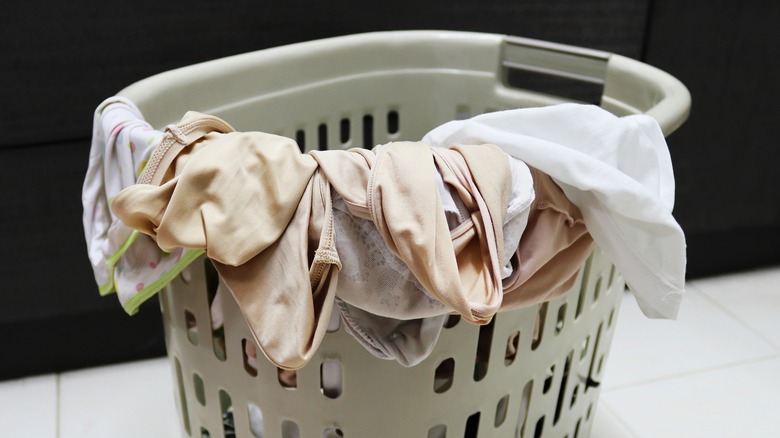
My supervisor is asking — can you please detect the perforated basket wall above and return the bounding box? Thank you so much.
[161,246,622,438]
[112,31,683,438]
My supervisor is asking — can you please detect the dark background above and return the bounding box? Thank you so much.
[1,0,777,380]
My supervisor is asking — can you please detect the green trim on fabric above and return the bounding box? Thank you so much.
[98,280,115,296]
[108,231,141,267]
[123,249,205,316]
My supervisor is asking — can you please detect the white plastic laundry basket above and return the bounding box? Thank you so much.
[119,31,690,438]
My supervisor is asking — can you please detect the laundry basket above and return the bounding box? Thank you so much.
[118,31,690,438]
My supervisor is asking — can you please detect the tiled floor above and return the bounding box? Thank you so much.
[1,266,779,437]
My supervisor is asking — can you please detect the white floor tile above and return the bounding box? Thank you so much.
[591,402,637,438]
[59,357,180,438]
[602,288,776,389]
[689,266,780,350]
[0,374,57,438]
[601,357,780,438]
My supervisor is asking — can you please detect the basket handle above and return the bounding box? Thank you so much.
[502,36,691,136]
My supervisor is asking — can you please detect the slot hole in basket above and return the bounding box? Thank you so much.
[464,412,480,438]
[575,256,593,319]
[318,124,328,151]
[434,358,455,393]
[295,129,306,152]
[573,419,582,438]
[505,330,520,366]
[323,427,344,437]
[495,394,509,427]
[327,309,341,333]
[597,355,605,374]
[571,384,580,408]
[593,277,603,303]
[443,314,460,328]
[193,373,206,406]
[580,336,590,362]
[543,365,555,394]
[242,339,258,377]
[427,424,447,438]
[517,381,533,437]
[531,303,548,351]
[607,264,617,288]
[320,359,343,399]
[340,118,351,144]
[219,390,233,438]
[387,110,399,134]
[556,303,568,335]
[201,427,210,437]
[247,403,265,438]
[174,357,191,435]
[278,368,297,389]
[586,403,593,420]
[474,317,495,381]
[204,259,226,362]
[456,105,471,120]
[533,416,545,438]
[362,115,374,149]
[553,352,574,425]
[282,420,301,438]
[185,310,198,345]
[608,307,616,328]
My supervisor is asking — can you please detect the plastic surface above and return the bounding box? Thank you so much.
[117,31,689,437]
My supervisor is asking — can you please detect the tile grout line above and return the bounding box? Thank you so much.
[602,353,780,393]
[689,283,780,353]
[598,400,640,438]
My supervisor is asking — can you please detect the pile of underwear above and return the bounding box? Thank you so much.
[83,97,686,371]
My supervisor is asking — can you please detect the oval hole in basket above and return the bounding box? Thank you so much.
[247,403,265,438]
[434,358,455,393]
[443,314,460,329]
[495,394,509,427]
[282,420,301,438]
[327,309,341,333]
[318,123,328,151]
[193,372,206,406]
[278,368,297,389]
[464,412,480,438]
[203,259,227,361]
[362,114,374,149]
[219,390,233,437]
[428,424,447,438]
[531,303,548,351]
[320,359,343,398]
[505,330,520,366]
[242,339,258,377]
[516,381,533,437]
[201,427,210,437]
[174,357,191,435]
[323,427,344,437]
[555,303,568,335]
[185,310,198,345]
[295,129,306,152]
[474,317,495,381]
[533,416,545,438]
[340,118,351,144]
[387,110,399,134]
